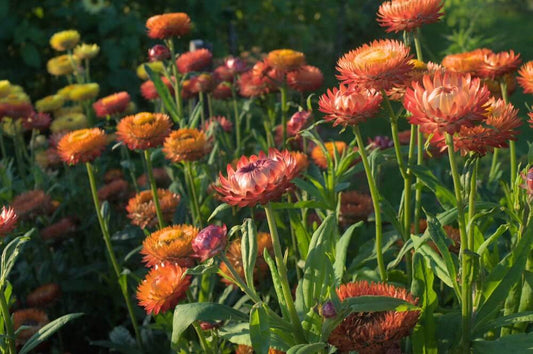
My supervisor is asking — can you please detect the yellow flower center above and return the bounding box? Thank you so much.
[134,113,156,125]
[356,48,393,65]
[70,129,91,142]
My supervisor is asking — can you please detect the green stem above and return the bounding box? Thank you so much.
[489,148,499,182]
[199,91,206,127]
[231,86,242,157]
[280,85,289,149]
[144,149,165,229]
[264,203,306,342]
[445,134,470,353]
[166,39,184,122]
[467,158,479,251]
[413,29,424,62]
[500,81,516,187]
[414,127,423,233]
[85,162,143,350]
[353,126,386,281]
[0,285,16,354]
[383,92,407,180]
[185,162,202,227]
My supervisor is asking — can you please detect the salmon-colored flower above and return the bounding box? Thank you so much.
[116,112,171,150]
[404,71,491,134]
[214,149,298,207]
[13,309,49,346]
[137,262,191,315]
[93,91,130,117]
[97,179,130,205]
[190,73,215,93]
[126,189,180,229]
[40,217,77,243]
[213,65,235,83]
[286,65,324,92]
[21,112,51,131]
[0,206,17,236]
[146,13,191,39]
[140,77,174,100]
[176,49,213,74]
[287,111,312,136]
[319,85,382,127]
[212,82,233,100]
[26,283,61,307]
[377,0,444,33]
[339,191,373,226]
[137,168,171,188]
[57,128,107,164]
[478,50,521,80]
[204,116,233,133]
[337,39,413,91]
[518,61,533,94]
[387,60,444,101]
[163,128,211,163]
[328,281,419,353]
[141,225,198,267]
[266,49,305,72]
[12,190,54,220]
[441,48,492,75]
[311,141,347,169]
[252,61,284,88]
[50,30,80,51]
[238,71,271,97]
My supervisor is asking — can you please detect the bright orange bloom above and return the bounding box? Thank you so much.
[319,85,382,127]
[404,71,491,134]
[13,309,49,346]
[478,50,521,80]
[141,225,198,267]
[116,112,171,150]
[12,190,54,220]
[140,77,174,100]
[163,128,210,163]
[286,65,324,92]
[26,283,61,307]
[441,48,493,75]
[137,262,191,315]
[328,281,419,353]
[176,49,213,74]
[40,217,77,243]
[146,13,191,39]
[0,206,17,237]
[57,128,107,165]
[518,61,533,94]
[339,191,373,226]
[377,0,444,33]
[290,151,309,176]
[93,91,130,117]
[311,141,347,169]
[126,189,180,229]
[214,149,298,207]
[337,39,412,91]
[265,49,305,72]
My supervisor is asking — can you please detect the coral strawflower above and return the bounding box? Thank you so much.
[146,13,191,39]
[478,50,522,80]
[141,225,198,267]
[441,48,493,75]
[286,65,324,92]
[190,73,215,93]
[377,0,444,33]
[311,141,347,169]
[97,179,130,205]
[337,39,413,91]
[319,85,383,127]
[140,77,175,100]
[251,60,284,88]
[517,61,533,94]
[266,49,306,72]
[176,49,213,74]
[212,82,233,100]
[40,217,77,243]
[26,283,61,307]
[403,70,491,134]
[57,128,107,165]
[93,91,130,117]
[35,94,65,112]
[0,206,17,237]
[50,30,80,51]
[13,309,49,346]
[328,281,419,353]
[126,189,180,229]
[214,65,235,83]
[214,149,298,207]
[116,112,171,150]
[163,128,210,163]
[238,71,271,97]
[339,191,373,226]
[12,190,54,220]
[137,262,191,315]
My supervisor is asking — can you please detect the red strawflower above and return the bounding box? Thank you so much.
[251,60,283,89]
[0,102,34,119]
[148,44,171,62]
[286,65,324,92]
[93,91,130,117]
[214,65,235,83]
[190,73,215,93]
[238,71,271,97]
[0,206,17,237]
[176,49,212,74]
[146,13,191,39]
[517,61,533,94]
[212,82,233,100]
[377,0,444,33]
[478,50,522,80]
[21,112,51,131]
[287,111,312,136]
[192,224,227,262]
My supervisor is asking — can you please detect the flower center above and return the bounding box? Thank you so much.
[356,48,392,65]
[69,129,91,142]
[134,113,156,125]
[428,85,458,111]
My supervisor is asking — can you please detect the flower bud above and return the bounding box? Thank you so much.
[320,301,337,319]
[199,321,222,330]
[192,224,227,262]
[287,111,312,136]
[527,168,533,192]
[148,45,171,62]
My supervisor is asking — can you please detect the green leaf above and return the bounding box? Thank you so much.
[171,303,248,347]
[472,333,533,353]
[18,313,83,354]
[475,311,533,334]
[249,303,270,354]
[21,43,41,68]
[287,342,326,354]
[1,234,31,286]
[270,200,323,210]
[208,203,231,222]
[289,211,310,259]
[410,165,456,208]
[241,219,258,291]
[477,224,508,257]
[263,250,289,320]
[342,295,420,312]
[218,322,251,346]
[144,65,179,122]
[334,222,361,284]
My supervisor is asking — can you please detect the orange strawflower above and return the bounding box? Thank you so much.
[387,60,445,101]
[337,39,413,91]
[12,190,54,220]
[93,91,130,117]
[57,128,107,165]
[328,281,419,353]
[286,65,324,92]
[141,225,198,267]
[176,49,213,74]
[265,49,306,72]
[404,71,491,134]
[290,151,309,176]
[339,191,373,226]
[146,13,191,39]
[441,48,493,75]
[13,309,50,346]
[40,217,77,243]
[214,149,298,207]
[26,283,61,307]
[478,50,521,80]
[377,0,444,33]
[126,189,180,229]
[163,128,210,163]
[137,262,191,315]
[319,85,382,127]
[116,112,172,150]
[0,206,17,237]
[517,61,533,94]
[251,60,284,88]
[311,141,347,169]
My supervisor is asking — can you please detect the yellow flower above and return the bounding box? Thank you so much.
[68,83,100,101]
[50,113,88,133]
[136,61,165,80]
[0,93,30,105]
[1,118,22,137]
[0,81,12,97]
[47,55,79,76]
[54,105,83,118]
[50,30,80,51]
[35,95,65,112]
[74,43,100,60]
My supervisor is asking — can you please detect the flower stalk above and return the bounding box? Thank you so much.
[143,149,165,229]
[0,285,16,354]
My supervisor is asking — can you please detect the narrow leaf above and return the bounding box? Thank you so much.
[249,303,270,354]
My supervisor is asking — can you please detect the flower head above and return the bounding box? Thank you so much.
[116,112,171,150]
[163,128,211,163]
[40,217,77,243]
[214,149,298,207]
[290,151,309,176]
[13,309,49,346]
[192,224,227,262]
[137,61,165,80]
[50,112,88,133]
[50,30,80,51]
[441,48,493,75]
[141,225,198,267]
[47,55,79,76]
[137,262,191,315]
[146,13,191,39]
[97,179,131,205]
[403,70,491,134]
[93,91,130,117]
[140,77,174,100]
[204,115,233,133]
[148,44,171,62]
[328,281,419,353]
[176,49,213,74]
[339,191,373,226]
[266,49,306,72]
[319,85,383,127]
[214,65,235,83]
[212,82,233,100]
[287,111,312,136]
[21,112,51,131]
[74,43,100,60]
[0,206,17,237]
[35,95,65,112]
[286,65,324,92]
[126,189,180,229]
[69,83,100,102]
[190,73,215,93]
[57,128,107,164]
[26,283,61,307]
[311,141,347,169]
[224,56,248,74]
[478,50,522,80]
[377,0,444,33]
[12,190,54,220]
[518,61,533,94]
[238,71,271,97]
[337,39,413,91]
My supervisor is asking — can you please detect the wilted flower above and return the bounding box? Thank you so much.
[148,44,171,62]
[286,65,324,92]
[141,225,198,267]
[163,128,211,163]
[478,50,522,80]
[146,12,191,39]
[176,49,213,73]
[126,189,180,229]
[287,111,312,136]
[93,91,130,117]
[192,224,227,262]
[13,309,49,346]
[116,112,171,150]
[214,149,298,207]
[311,141,347,169]
[50,30,80,51]
[137,262,191,315]
[12,190,54,220]
[339,191,374,226]
[26,283,61,307]
[40,217,77,243]
[377,0,444,33]
[74,43,100,60]
[47,55,79,76]
[57,128,107,165]
[518,61,533,94]
[266,49,306,72]
[35,95,65,112]
[0,206,17,237]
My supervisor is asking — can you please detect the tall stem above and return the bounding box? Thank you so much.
[0,285,16,354]
[467,158,479,251]
[353,126,386,281]
[185,161,202,227]
[414,127,424,233]
[199,91,206,127]
[445,134,470,353]
[144,149,165,229]
[500,81,516,186]
[413,29,424,62]
[166,39,184,122]
[231,86,241,157]
[85,162,143,350]
[382,92,407,180]
[280,85,289,149]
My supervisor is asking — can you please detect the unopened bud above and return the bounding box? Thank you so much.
[148,45,171,62]
[192,224,227,262]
